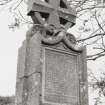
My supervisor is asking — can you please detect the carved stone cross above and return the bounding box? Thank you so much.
[28,0,76,30]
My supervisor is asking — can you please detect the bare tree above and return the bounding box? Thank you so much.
[74,0,105,61]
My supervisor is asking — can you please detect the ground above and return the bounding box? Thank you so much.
[0,96,15,105]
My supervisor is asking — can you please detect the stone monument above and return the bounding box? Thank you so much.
[16,0,88,105]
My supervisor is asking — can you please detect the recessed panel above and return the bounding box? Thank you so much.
[42,48,79,105]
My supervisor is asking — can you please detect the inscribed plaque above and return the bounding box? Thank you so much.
[42,47,79,105]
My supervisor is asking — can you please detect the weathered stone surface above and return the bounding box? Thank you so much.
[22,31,42,105]
[25,31,42,76]
[27,73,41,105]
[27,0,76,30]
[42,47,79,105]
[80,48,89,105]
[16,1,88,105]
[17,41,26,79]
[16,33,88,105]
[16,31,42,105]
[15,78,24,105]
[16,40,26,105]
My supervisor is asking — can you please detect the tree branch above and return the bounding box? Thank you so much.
[78,33,105,42]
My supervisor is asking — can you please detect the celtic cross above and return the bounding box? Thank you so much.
[28,0,76,31]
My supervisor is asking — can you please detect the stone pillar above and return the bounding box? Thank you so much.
[16,26,42,105]
[16,0,88,105]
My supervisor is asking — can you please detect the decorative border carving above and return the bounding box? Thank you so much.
[42,31,84,52]
[26,25,84,53]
